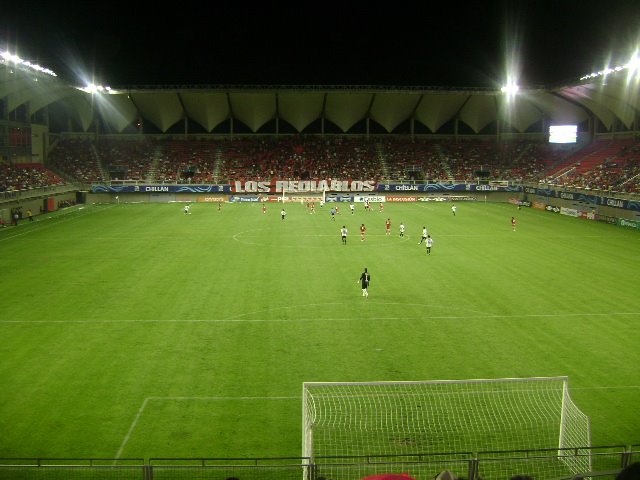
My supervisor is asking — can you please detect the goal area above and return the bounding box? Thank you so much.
[302,377,591,466]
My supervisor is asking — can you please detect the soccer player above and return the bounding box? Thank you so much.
[330,207,336,220]
[385,218,391,235]
[426,235,433,255]
[184,204,190,214]
[451,204,457,216]
[341,225,348,245]
[360,223,367,241]
[350,203,355,215]
[357,267,371,298]
[379,202,384,213]
[262,203,267,214]
[511,216,517,231]
[281,208,286,220]
[399,222,405,237]
[418,226,428,244]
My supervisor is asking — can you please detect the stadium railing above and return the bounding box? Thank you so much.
[0,446,637,480]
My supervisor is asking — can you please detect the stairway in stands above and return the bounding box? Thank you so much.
[211,147,223,183]
[434,143,454,181]
[91,142,108,182]
[375,143,390,180]
[146,145,164,183]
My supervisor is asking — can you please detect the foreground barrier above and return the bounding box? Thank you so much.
[0,445,637,480]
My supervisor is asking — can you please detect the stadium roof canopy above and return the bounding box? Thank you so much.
[1,59,639,135]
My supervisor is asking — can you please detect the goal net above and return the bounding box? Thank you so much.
[302,377,591,472]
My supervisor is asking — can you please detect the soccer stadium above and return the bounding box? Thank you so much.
[1,15,639,480]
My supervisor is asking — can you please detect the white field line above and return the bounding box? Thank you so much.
[2,312,639,324]
[0,205,113,242]
[114,395,299,461]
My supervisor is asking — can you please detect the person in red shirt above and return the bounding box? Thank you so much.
[511,216,517,231]
[385,218,391,235]
[360,223,367,241]
[262,203,267,214]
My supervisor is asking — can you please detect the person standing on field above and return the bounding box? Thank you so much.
[418,226,428,244]
[357,267,371,297]
[360,223,367,241]
[341,225,348,245]
[426,235,433,255]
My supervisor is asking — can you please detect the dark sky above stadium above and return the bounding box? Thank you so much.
[2,1,640,88]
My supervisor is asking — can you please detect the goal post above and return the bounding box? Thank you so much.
[302,377,591,471]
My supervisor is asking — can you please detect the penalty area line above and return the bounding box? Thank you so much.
[114,395,299,461]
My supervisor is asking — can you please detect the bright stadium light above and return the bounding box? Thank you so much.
[625,52,640,72]
[76,83,120,94]
[579,51,640,81]
[501,83,520,95]
[0,49,57,76]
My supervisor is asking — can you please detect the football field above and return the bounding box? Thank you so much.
[0,200,638,460]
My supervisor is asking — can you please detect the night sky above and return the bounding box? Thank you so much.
[2,1,639,88]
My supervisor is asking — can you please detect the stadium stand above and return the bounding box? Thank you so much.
[36,136,640,194]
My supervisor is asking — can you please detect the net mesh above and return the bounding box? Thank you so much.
[303,377,591,475]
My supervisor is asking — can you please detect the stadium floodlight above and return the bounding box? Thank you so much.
[0,49,56,76]
[580,51,640,81]
[303,377,591,476]
[76,83,120,94]
[625,53,640,73]
[500,83,520,95]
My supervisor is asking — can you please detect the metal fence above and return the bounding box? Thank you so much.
[0,446,637,480]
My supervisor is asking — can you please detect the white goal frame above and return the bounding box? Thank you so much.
[302,377,591,473]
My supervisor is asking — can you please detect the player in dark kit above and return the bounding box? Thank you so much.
[358,267,371,298]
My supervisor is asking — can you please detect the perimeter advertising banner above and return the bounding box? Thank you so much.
[525,187,639,212]
[385,196,418,202]
[231,180,376,193]
[91,185,230,193]
[198,195,227,202]
[618,218,640,230]
[602,197,640,210]
[377,183,521,192]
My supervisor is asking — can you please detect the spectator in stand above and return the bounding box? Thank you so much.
[616,462,640,480]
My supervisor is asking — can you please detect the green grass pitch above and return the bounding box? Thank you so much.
[0,200,638,460]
